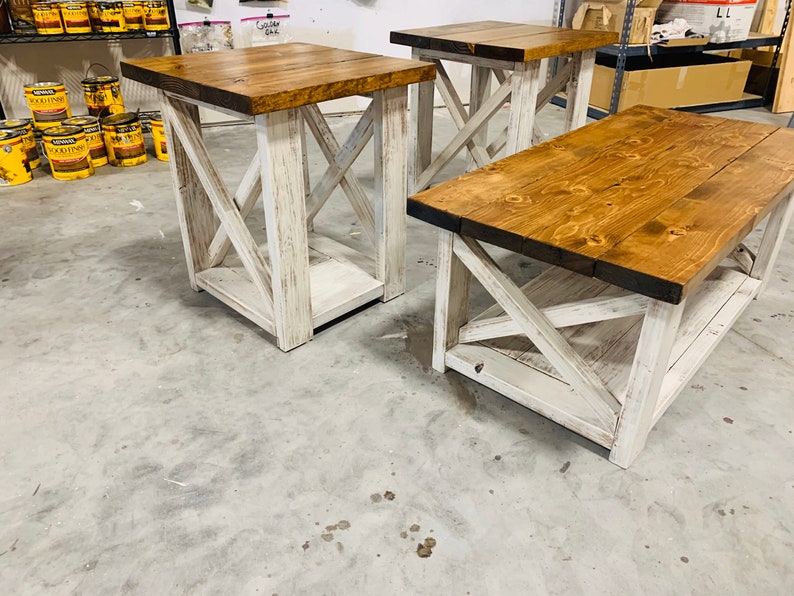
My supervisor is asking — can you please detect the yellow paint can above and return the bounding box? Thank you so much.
[95,0,126,32]
[63,116,107,167]
[60,2,92,33]
[122,0,144,30]
[81,74,125,117]
[24,81,72,131]
[42,125,95,180]
[0,119,41,170]
[148,113,168,161]
[0,130,33,187]
[101,112,147,167]
[143,0,168,31]
[31,1,64,34]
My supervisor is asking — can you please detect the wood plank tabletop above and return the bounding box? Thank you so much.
[120,43,436,115]
[390,21,618,62]
[408,105,794,303]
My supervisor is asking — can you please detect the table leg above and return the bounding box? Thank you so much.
[432,230,471,372]
[506,60,541,155]
[469,65,491,170]
[610,298,686,468]
[256,108,312,351]
[750,191,794,295]
[159,91,215,291]
[374,86,409,301]
[565,48,596,132]
[409,48,435,195]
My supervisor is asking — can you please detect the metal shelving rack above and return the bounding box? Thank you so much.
[553,0,792,118]
[0,0,181,119]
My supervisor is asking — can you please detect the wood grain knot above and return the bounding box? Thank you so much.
[585,235,605,246]
[504,194,525,204]
[668,227,688,237]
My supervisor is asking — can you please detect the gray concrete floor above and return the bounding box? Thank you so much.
[1,104,793,594]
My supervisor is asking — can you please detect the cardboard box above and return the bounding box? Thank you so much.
[656,0,758,43]
[589,53,752,110]
[572,1,663,45]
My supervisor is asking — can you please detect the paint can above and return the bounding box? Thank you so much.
[121,0,143,30]
[142,0,168,31]
[0,130,33,186]
[100,112,147,167]
[0,119,41,169]
[59,1,91,33]
[42,125,95,180]
[31,1,63,34]
[81,70,125,117]
[63,115,107,167]
[24,81,71,131]
[148,113,168,161]
[86,1,101,31]
[95,0,125,32]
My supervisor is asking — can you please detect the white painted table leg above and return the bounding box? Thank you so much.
[468,65,491,170]
[750,191,794,296]
[433,230,471,372]
[565,48,596,132]
[158,91,215,291]
[610,298,686,468]
[374,86,408,302]
[409,48,435,195]
[506,60,541,155]
[256,108,312,351]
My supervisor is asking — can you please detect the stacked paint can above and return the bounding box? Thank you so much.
[148,113,168,161]
[41,125,95,180]
[100,112,147,166]
[30,1,63,34]
[142,0,168,31]
[60,2,92,33]
[24,82,71,131]
[63,116,107,166]
[0,119,41,170]
[122,0,144,30]
[0,130,34,186]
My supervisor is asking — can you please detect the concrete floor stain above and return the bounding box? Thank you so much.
[416,537,437,558]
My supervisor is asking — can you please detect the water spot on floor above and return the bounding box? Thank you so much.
[410,524,420,532]
[723,417,734,425]
[739,386,747,391]
[82,560,98,572]
[494,454,502,461]
[400,531,408,539]
[680,556,689,563]
[336,542,344,553]
[337,520,350,530]
[383,491,396,501]
[489,489,494,495]
[326,525,337,532]
[417,537,437,558]
[404,321,433,373]
[233,333,244,343]
[518,428,529,435]
[690,384,705,391]
[370,493,382,503]
[560,461,571,473]
[321,533,334,542]
[302,541,309,551]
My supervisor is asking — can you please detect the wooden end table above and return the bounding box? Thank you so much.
[121,44,435,351]
[408,105,794,468]
[390,21,618,192]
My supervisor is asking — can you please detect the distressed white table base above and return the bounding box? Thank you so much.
[409,48,595,192]
[159,87,408,351]
[431,193,794,467]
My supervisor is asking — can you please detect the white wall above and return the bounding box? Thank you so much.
[0,0,557,120]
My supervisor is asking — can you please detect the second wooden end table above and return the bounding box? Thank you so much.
[121,44,435,351]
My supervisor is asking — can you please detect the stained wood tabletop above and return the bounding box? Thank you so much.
[121,43,436,115]
[390,21,619,61]
[408,105,794,304]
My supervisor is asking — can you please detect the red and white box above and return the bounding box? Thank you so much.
[656,0,758,43]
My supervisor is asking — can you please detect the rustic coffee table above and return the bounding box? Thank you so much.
[409,105,794,468]
[121,44,435,351]
[390,21,618,191]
